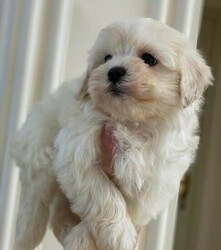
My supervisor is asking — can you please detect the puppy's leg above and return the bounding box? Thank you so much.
[50,190,97,249]
[55,126,137,250]
[12,89,62,249]
[50,187,80,245]
[59,169,137,250]
[15,170,55,250]
[63,221,97,250]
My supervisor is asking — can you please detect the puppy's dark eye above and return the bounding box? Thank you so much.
[141,53,157,66]
[104,54,112,62]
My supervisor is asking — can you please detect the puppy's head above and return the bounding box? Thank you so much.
[80,18,212,122]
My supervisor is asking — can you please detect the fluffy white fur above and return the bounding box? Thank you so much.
[12,18,212,250]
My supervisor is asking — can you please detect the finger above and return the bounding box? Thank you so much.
[100,123,116,176]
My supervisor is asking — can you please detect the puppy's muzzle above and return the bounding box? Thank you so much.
[108,66,126,84]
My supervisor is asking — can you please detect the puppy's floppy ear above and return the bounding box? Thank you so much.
[77,70,90,100]
[180,49,213,107]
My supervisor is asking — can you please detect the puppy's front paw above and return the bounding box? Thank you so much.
[117,219,137,250]
[63,221,97,250]
[96,217,137,250]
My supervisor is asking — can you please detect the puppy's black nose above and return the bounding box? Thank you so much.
[108,67,126,84]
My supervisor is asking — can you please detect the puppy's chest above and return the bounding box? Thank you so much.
[113,126,147,152]
[111,123,151,166]
[109,124,157,199]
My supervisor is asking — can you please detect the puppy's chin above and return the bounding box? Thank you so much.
[87,60,181,123]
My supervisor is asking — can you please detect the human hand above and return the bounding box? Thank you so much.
[100,123,116,178]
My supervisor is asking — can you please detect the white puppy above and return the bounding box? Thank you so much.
[13,18,212,250]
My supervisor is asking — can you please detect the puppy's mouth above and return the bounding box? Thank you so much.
[106,84,125,97]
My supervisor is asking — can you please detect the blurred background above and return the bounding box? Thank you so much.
[0,0,220,250]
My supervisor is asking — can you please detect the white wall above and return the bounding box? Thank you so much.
[64,0,149,80]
